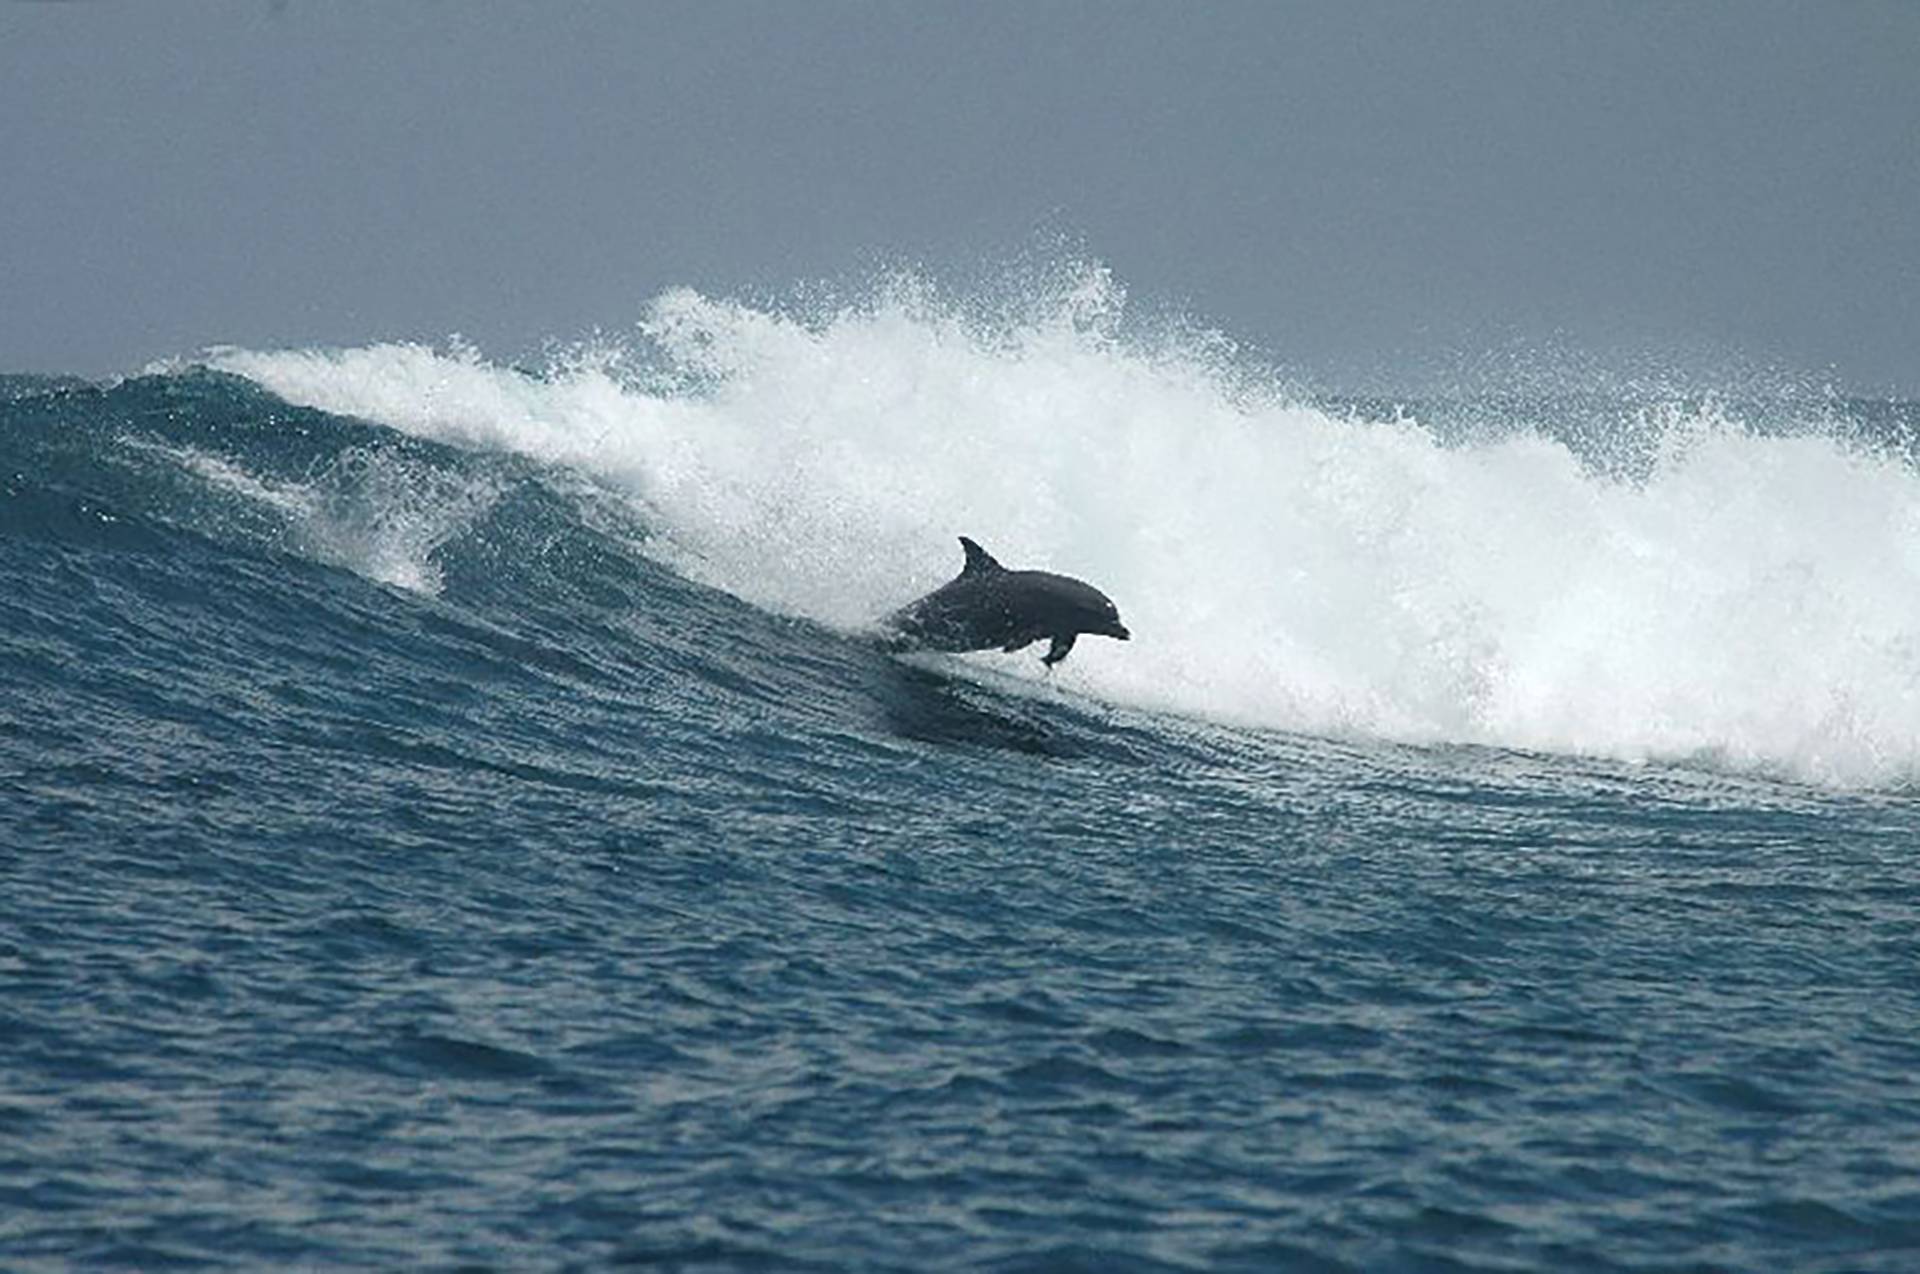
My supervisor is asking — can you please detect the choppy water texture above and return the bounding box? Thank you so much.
[6,283,1920,1271]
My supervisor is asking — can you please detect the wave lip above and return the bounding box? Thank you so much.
[209,274,1920,788]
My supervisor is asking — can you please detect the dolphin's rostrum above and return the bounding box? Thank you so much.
[882,537,1131,667]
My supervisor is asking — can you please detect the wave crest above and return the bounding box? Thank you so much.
[207,271,1920,786]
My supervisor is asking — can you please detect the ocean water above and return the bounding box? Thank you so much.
[6,276,1920,1271]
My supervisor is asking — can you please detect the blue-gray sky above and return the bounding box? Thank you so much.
[3,0,1916,392]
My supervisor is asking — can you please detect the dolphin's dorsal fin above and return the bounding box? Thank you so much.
[958,536,1003,576]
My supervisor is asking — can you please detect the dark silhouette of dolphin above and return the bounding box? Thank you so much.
[882,537,1130,667]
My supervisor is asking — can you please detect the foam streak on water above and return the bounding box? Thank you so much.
[211,277,1920,787]
[122,436,499,594]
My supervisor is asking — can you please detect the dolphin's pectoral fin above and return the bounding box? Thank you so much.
[1041,634,1077,667]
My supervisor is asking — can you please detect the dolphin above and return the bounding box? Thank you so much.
[882,537,1131,667]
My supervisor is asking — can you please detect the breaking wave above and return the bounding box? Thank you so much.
[194,268,1920,787]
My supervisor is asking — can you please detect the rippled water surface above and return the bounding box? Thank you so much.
[6,357,1920,1272]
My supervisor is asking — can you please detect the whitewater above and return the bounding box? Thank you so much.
[208,273,1920,788]
[8,268,1920,1272]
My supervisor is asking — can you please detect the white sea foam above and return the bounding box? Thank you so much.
[131,436,496,595]
[207,272,1920,786]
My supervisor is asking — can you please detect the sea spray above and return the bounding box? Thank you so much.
[208,272,1920,785]
[127,435,498,595]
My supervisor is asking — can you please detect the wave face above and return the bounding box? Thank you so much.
[207,272,1920,787]
[7,278,1920,1271]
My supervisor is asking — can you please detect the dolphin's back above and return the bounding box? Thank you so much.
[884,571,1022,652]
